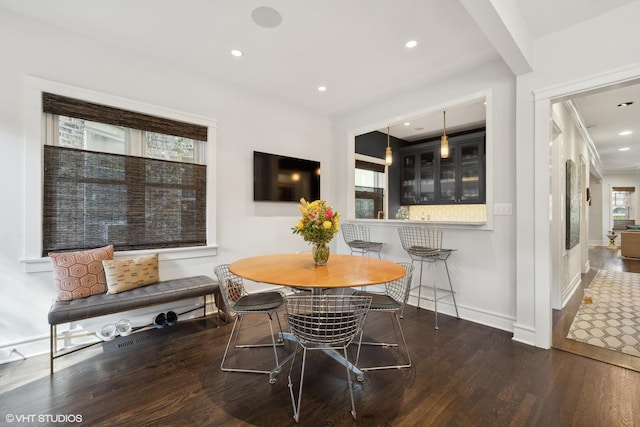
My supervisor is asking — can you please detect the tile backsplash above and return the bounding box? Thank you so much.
[406,204,486,222]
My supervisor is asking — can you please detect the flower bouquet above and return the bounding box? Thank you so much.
[292,198,341,265]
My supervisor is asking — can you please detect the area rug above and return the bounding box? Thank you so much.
[566,270,640,357]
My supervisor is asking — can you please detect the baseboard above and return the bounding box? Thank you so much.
[512,322,537,347]
[406,294,516,335]
[561,272,582,308]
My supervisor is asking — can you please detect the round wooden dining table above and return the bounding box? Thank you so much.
[229,252,406,382]
[229,252,406,292]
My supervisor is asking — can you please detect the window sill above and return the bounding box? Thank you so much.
[22,244,219,273]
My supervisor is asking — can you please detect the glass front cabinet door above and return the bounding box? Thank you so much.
[400,153,417,205]
[399,129,485,205]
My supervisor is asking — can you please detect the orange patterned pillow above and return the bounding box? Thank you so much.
[102,253,159,294]
[49,245,114,301]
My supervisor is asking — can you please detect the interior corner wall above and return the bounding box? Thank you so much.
[549,102,589,309]
[0,9,332,363]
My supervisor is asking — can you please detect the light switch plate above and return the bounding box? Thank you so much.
[494,203,513,215]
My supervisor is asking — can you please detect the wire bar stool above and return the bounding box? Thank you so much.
[284,295,372,423]
[397,226,460,330]
[341,223,383,258]
[214,264,285,381]
[353,262,414,371]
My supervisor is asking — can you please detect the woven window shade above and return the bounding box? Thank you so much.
[355,160,386,173]
[612,187,635,192]
[43,145,206,255]
[43,92,207,141]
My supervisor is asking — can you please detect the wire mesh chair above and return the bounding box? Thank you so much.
[341,223,383,258]
[353,262,414,371]
[285,295,372,423]
[397,226,460,330]
[214,264,285,379]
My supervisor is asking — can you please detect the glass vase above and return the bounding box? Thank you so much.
[312,242,330,266]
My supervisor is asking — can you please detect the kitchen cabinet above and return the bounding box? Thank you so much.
[399,130,485,205]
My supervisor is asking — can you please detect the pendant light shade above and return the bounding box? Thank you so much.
[440,111,449,159]
[385,126,393,166]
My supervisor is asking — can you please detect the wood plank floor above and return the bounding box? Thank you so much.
[2,270,640,425]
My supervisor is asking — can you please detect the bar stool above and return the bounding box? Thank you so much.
[397,226,459,330]
[341,223,383,258]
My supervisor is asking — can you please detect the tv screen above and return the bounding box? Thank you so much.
[253,151,320,202]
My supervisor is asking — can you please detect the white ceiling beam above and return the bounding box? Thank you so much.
[460,0,533,75]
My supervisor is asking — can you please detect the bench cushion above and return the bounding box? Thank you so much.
[48,275,218,325]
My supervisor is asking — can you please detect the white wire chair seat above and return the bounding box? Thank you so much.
[284,294,372,422]
[341,223,383,258]
[214,264,285,379]
[397,226,459,330]
[353,262,414,371]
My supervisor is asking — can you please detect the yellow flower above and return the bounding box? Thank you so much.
[322,220,332,229]
[296,220,304,230]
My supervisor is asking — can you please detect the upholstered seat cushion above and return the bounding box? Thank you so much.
[233,291,283,312]
[48,275,218,325]
[353,291,400,310]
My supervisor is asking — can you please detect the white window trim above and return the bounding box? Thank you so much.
[21,76,218,272]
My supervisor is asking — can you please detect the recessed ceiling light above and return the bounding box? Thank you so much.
[403,122,411,126]
[230,49,243,57]
[619,147,631,151]
[405,40,418,48]
[619,130,633,136]
[618,101,634,108]
[318,86,327,92]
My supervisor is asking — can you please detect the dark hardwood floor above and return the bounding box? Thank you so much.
[552,246,640,372]
[2,270,640,426]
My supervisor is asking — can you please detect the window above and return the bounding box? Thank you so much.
[42,93,208,255]
[355,157,387,219]
[612,190,631,220]
[611,186,635,230]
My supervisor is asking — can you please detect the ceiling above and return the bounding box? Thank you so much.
[1,0,638,171]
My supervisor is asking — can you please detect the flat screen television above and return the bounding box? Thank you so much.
[253,151,320,202]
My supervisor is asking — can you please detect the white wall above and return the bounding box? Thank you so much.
[331,59,519,332]
[548,102,590,310]
[515,1,640,348]
[0,9,331,363]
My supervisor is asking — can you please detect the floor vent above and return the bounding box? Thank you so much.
[117,334,153,349]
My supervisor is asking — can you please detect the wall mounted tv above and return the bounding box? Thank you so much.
[253,151,321,202]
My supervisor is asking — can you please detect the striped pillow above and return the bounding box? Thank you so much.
[102,253,159,294]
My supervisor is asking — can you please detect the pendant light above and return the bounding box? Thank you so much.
[440,111,449,159]
[385,126,393,166]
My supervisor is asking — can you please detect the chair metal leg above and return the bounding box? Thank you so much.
[288,345,306,423]
[444,260,460,319]
[417,259,424,309]
[355,311,411,371]
[343,346,357,420]
[221,312,282,376]
[433,261,439,330]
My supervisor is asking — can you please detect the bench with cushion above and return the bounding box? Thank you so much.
[49,275,219,374]
[46,245,219,374]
